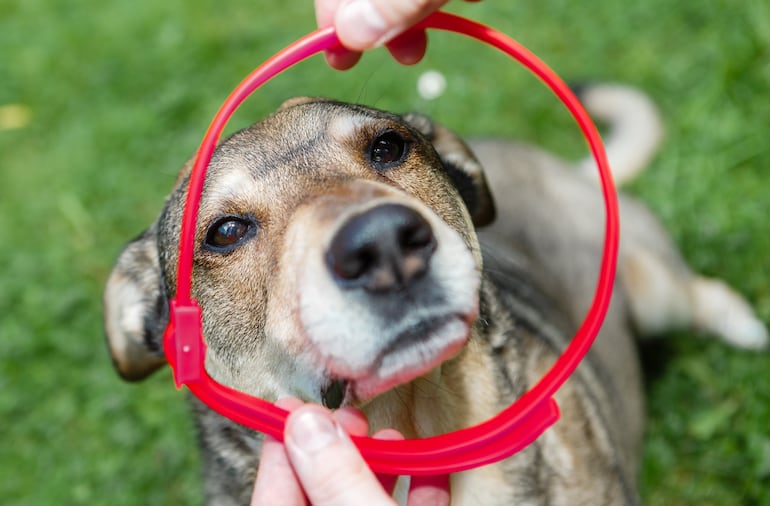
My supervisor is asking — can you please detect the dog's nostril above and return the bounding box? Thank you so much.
[326,204,436,292]
[333,244,379,281]
[400,220,434,252]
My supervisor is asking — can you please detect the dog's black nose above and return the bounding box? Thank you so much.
[327,204,436,292]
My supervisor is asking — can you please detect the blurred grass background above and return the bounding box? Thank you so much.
[1,0,769,504]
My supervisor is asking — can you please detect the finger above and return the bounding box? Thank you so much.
[276,396,306,412]
[407,474,451,506]
[314,0,344,27]
[332,406,370,436]
[284,406,396,506]
[250,398,308,506]
[371,428,404,494]
[385,29,428,66]
[251,435,307,506]
[334,0,450,51]
[324,46,363,70]
[316,0,363,70]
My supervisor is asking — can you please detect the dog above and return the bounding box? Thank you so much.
[103,84,768,505]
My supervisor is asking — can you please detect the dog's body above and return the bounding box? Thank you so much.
[104,84,767,505]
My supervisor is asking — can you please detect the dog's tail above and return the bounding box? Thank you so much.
[575,83,664,185]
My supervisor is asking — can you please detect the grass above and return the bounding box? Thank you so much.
[1,0,768,504]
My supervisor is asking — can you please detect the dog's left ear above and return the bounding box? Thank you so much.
[103,225,169,381]
[403,113,496,227]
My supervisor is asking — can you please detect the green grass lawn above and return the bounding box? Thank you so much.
[2,0,768,504]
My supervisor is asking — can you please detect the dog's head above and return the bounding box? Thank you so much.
[104,98,495,408]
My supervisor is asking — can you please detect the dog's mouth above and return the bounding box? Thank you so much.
[317,311,475,408]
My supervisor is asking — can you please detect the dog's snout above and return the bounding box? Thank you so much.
[327,204,436,292]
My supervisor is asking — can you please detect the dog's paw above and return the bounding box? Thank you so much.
[692,277,769,350]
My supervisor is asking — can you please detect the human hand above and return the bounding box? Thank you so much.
[250,398,451,505]
[314,0,479,70]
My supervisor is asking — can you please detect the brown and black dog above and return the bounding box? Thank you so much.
[104,85,767,505]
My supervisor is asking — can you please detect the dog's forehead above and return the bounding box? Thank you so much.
[208,100,405,178]
[276,100,403,138]
[192,100,428,220]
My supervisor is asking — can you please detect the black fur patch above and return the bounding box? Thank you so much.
[442,159,480,218]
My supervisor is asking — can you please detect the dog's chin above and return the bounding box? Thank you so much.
[327,314,474,405]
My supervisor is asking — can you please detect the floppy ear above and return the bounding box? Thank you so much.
[277,96,318,110]
[103,225,169,381]
[403,113,496,227]
[277,96,336,111]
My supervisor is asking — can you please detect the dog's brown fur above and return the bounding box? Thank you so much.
[104,85,767,505]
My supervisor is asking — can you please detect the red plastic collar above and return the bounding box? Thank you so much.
[162,11,619,475]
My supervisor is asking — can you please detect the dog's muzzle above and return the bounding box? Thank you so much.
[291,197,479,403]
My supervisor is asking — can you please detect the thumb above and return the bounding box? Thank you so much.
[284,406,396,506]
[334,0,449,50]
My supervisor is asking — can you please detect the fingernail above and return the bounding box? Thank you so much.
[287,409,340,454]
[337,1,398,49]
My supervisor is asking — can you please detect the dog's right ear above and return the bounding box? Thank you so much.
[403,113,496,227]
[103,225,168,381]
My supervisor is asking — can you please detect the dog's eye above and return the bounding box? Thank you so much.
[204,216,256,252]
[369,131,408,170]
